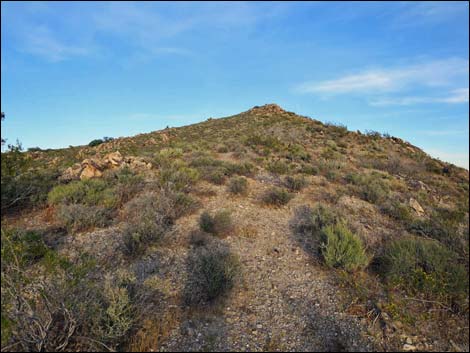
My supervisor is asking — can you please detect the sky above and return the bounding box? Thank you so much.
[1,1,469,168]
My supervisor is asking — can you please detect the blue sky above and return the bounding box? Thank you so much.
[1,1,469,168]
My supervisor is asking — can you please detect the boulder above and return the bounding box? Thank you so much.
[58,152,152,181]
[59,163,83,182]
[80,164,103,180]
[409,198,425,216]
[125,156,152,171]
[104,151,123,168]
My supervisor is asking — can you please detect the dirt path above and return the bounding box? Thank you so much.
[154,179,376,352]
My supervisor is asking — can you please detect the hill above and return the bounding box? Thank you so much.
[1,104,469,352]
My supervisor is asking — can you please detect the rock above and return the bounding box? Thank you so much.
[80,159,104,180]
[409,179,429,191]
[104,151,123,167]
[59,163,83,182]
[248,104,286,115]
[403,343,416,351]
[409,198,425,216]
[59,152,152,181]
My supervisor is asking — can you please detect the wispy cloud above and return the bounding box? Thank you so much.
[8,2,287,63]
[369,87,469,106]
[392,1,468,28]
[297,58,469,95]
[420,129,469,137]
[426,148,469,169]
[18,25,89,62]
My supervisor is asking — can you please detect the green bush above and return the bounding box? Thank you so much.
[1,228,50,267]
[361,179,388,204]
[345,172,390,204]
[285,144,311,162]
[284,175,308,192]
[158,162,199,191]
[223,161,255,177]
[380,199,413,224]
[1,143,59,212]
[202,167,227,185]
[88,139,104,147]
[321,222,369,272]
[56,204,113,232]
[266,160,290,175]
[121,190,197,256]
[262,187,293,206]
[228,176,248,195]
[189,229,212,247]
[299,164,319,176]
[48,179,118,209]
[154,148,184,167]
[107,167,145,205]
[199,210,233,236]
[291,205,339,237]
[407,207,467,256]
[381,237,468,304]
[185,242,240,304]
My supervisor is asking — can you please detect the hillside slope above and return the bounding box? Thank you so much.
[1,104,469,352]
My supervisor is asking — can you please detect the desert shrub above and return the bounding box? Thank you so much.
[223,161,255,177]
[189,229,212,247]
[48,179,118,209]
[171,191,199,218]
[185,242,240,304]
[97,273,136,342]
[1,228,50,267]
[56,204,113,232]
[321,222,369,272]
[266,160,290,175]
[285,144,311,162]
[158,163,199,191]
[381,237,468,305]
[290,205,340,255]
[202,167,227,185]
[1,226,142,351]
[199,210,233,236]
[244,134,283,151]
[107,167,145,205]
[189,156,224,168]
[299,164,319,175]
[88,139,104,147]
[408,207,466,254]
[380,199,413,224]
[228,176,248,195]
[216,145,229,153]
[1,143,59,212]
[318,158,344,181]
[154,148,184,168]
[122,191,190,256]
[360,178,389,204]
[325,122,348,136]
[344,172,362,185]
[347,173,389,204]
[284,175,308,192]
[424,159,442,174]
[261,187,293,206]
[364,130,382,139]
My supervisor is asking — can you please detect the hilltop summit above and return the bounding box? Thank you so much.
[248,103,287,115]
[1,105,468,352]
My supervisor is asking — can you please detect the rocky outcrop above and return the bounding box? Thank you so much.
[59,151,152,181]
[409,198,425,216]
[103,151,124,168]
[248,104,287,115]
